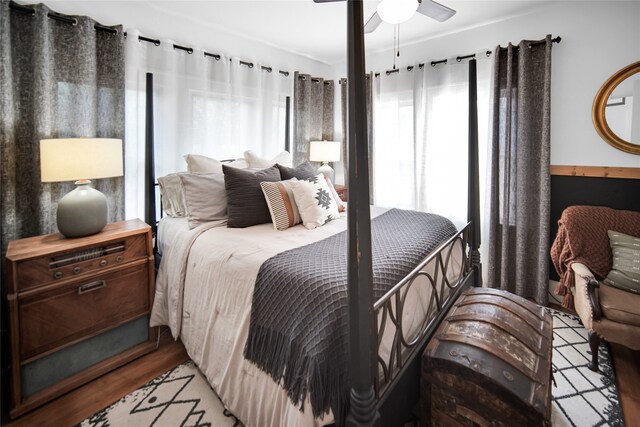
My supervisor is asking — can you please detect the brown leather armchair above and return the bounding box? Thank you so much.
[572,262,640,371]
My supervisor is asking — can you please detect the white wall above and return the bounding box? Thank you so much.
[334,1,640,169]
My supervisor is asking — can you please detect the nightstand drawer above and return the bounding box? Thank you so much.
[16,233,147,292]
[21,316,150,400]
[19,261,150,360]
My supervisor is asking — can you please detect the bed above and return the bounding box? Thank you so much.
[151,207,469,426]
[143,3,482,426]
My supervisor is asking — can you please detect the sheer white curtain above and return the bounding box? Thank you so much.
[417,58,491,227]
[372,68,423,209]
[124,30,292,220]
[372,56,491,229]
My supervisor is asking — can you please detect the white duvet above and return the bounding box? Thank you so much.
[151,207,462,427]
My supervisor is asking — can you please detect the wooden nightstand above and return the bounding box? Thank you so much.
[5,219,157,418]
[334,185,348,202]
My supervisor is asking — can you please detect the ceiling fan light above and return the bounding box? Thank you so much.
[377,0,418,25]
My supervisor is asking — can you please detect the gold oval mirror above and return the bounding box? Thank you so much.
[592,60,640,155]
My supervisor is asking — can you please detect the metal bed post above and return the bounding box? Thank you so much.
[467,59,482,286]
[145,72,156,235]
[345,1,380,426]
[285,95,291,152]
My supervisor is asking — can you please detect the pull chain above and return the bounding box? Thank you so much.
[397,24,400,60]
[392,24,401,70]
[393,24,397,70]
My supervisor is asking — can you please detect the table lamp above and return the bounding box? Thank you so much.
[40,138,123,238]
[309,140,341,183]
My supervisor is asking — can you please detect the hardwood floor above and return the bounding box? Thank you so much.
[610,344,640,427]
[1,327,188,427]
[1,323,638,427]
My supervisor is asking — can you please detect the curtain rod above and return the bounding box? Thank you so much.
[373,35,562,77]
[9,1,119,33]
[298,75,333,86]
[131,34,291,76]
[8,0,292,77]
[340,50,489,81]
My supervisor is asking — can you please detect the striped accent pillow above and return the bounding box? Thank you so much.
[261,179,301,231]
[604,230,640,293]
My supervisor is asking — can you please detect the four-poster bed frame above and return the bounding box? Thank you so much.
[143,1,482,425]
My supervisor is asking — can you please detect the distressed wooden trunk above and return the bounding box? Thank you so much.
[420,287,553,427]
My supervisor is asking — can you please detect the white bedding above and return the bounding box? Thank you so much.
[151,208,462,427]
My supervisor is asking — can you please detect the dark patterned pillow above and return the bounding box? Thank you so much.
[277,161,316,180]
[223,164,281,228]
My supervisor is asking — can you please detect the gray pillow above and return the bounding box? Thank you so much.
[179,173,228,229]
[223,164,281,228]
[277,161,316,180]
[604,230,640,294]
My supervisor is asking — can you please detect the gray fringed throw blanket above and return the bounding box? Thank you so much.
[244,208,457,425]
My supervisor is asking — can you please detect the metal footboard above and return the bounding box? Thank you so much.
[374,223,473,402]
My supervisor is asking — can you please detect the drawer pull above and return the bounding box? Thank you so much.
[53,271,63,280]
[77,280,106,295]
[116,256,123,263]
[73,266,81,274]
[100,259,108,267]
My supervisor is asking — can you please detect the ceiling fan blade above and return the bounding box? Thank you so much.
[417,0,456,22]
[364,11,382,33]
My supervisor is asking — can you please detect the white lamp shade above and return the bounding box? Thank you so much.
[309,141,341,162]
[377,0,418,24]
[40,138,124,183]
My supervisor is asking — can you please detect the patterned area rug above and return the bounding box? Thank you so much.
[549,309,623,427]
[80,310,623,427]
[79,361,243,427]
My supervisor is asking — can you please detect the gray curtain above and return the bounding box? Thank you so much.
[340,75,373,201]
[0,2,125,256]
[292,72,334,166]
[486,35,553,305]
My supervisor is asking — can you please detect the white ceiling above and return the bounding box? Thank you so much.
[22,0,553,65]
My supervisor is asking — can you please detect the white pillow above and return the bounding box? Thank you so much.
[157,173,186,218]
[184,154,222,174]
[184,154,247,173]
[290,173,340,230]
[244,150,292,168]
[179,173,228,229]
[227,158,248,169]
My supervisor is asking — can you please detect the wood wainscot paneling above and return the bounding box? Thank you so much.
[550,165,640,179]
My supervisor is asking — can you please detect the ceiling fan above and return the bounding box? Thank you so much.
[312,0,456,33]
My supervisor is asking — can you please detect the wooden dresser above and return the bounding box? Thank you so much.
[5,219,157,418]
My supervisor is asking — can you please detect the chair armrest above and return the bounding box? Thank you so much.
[571,262,593,278]
[586,278,602,321]
[571,263,602,321]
